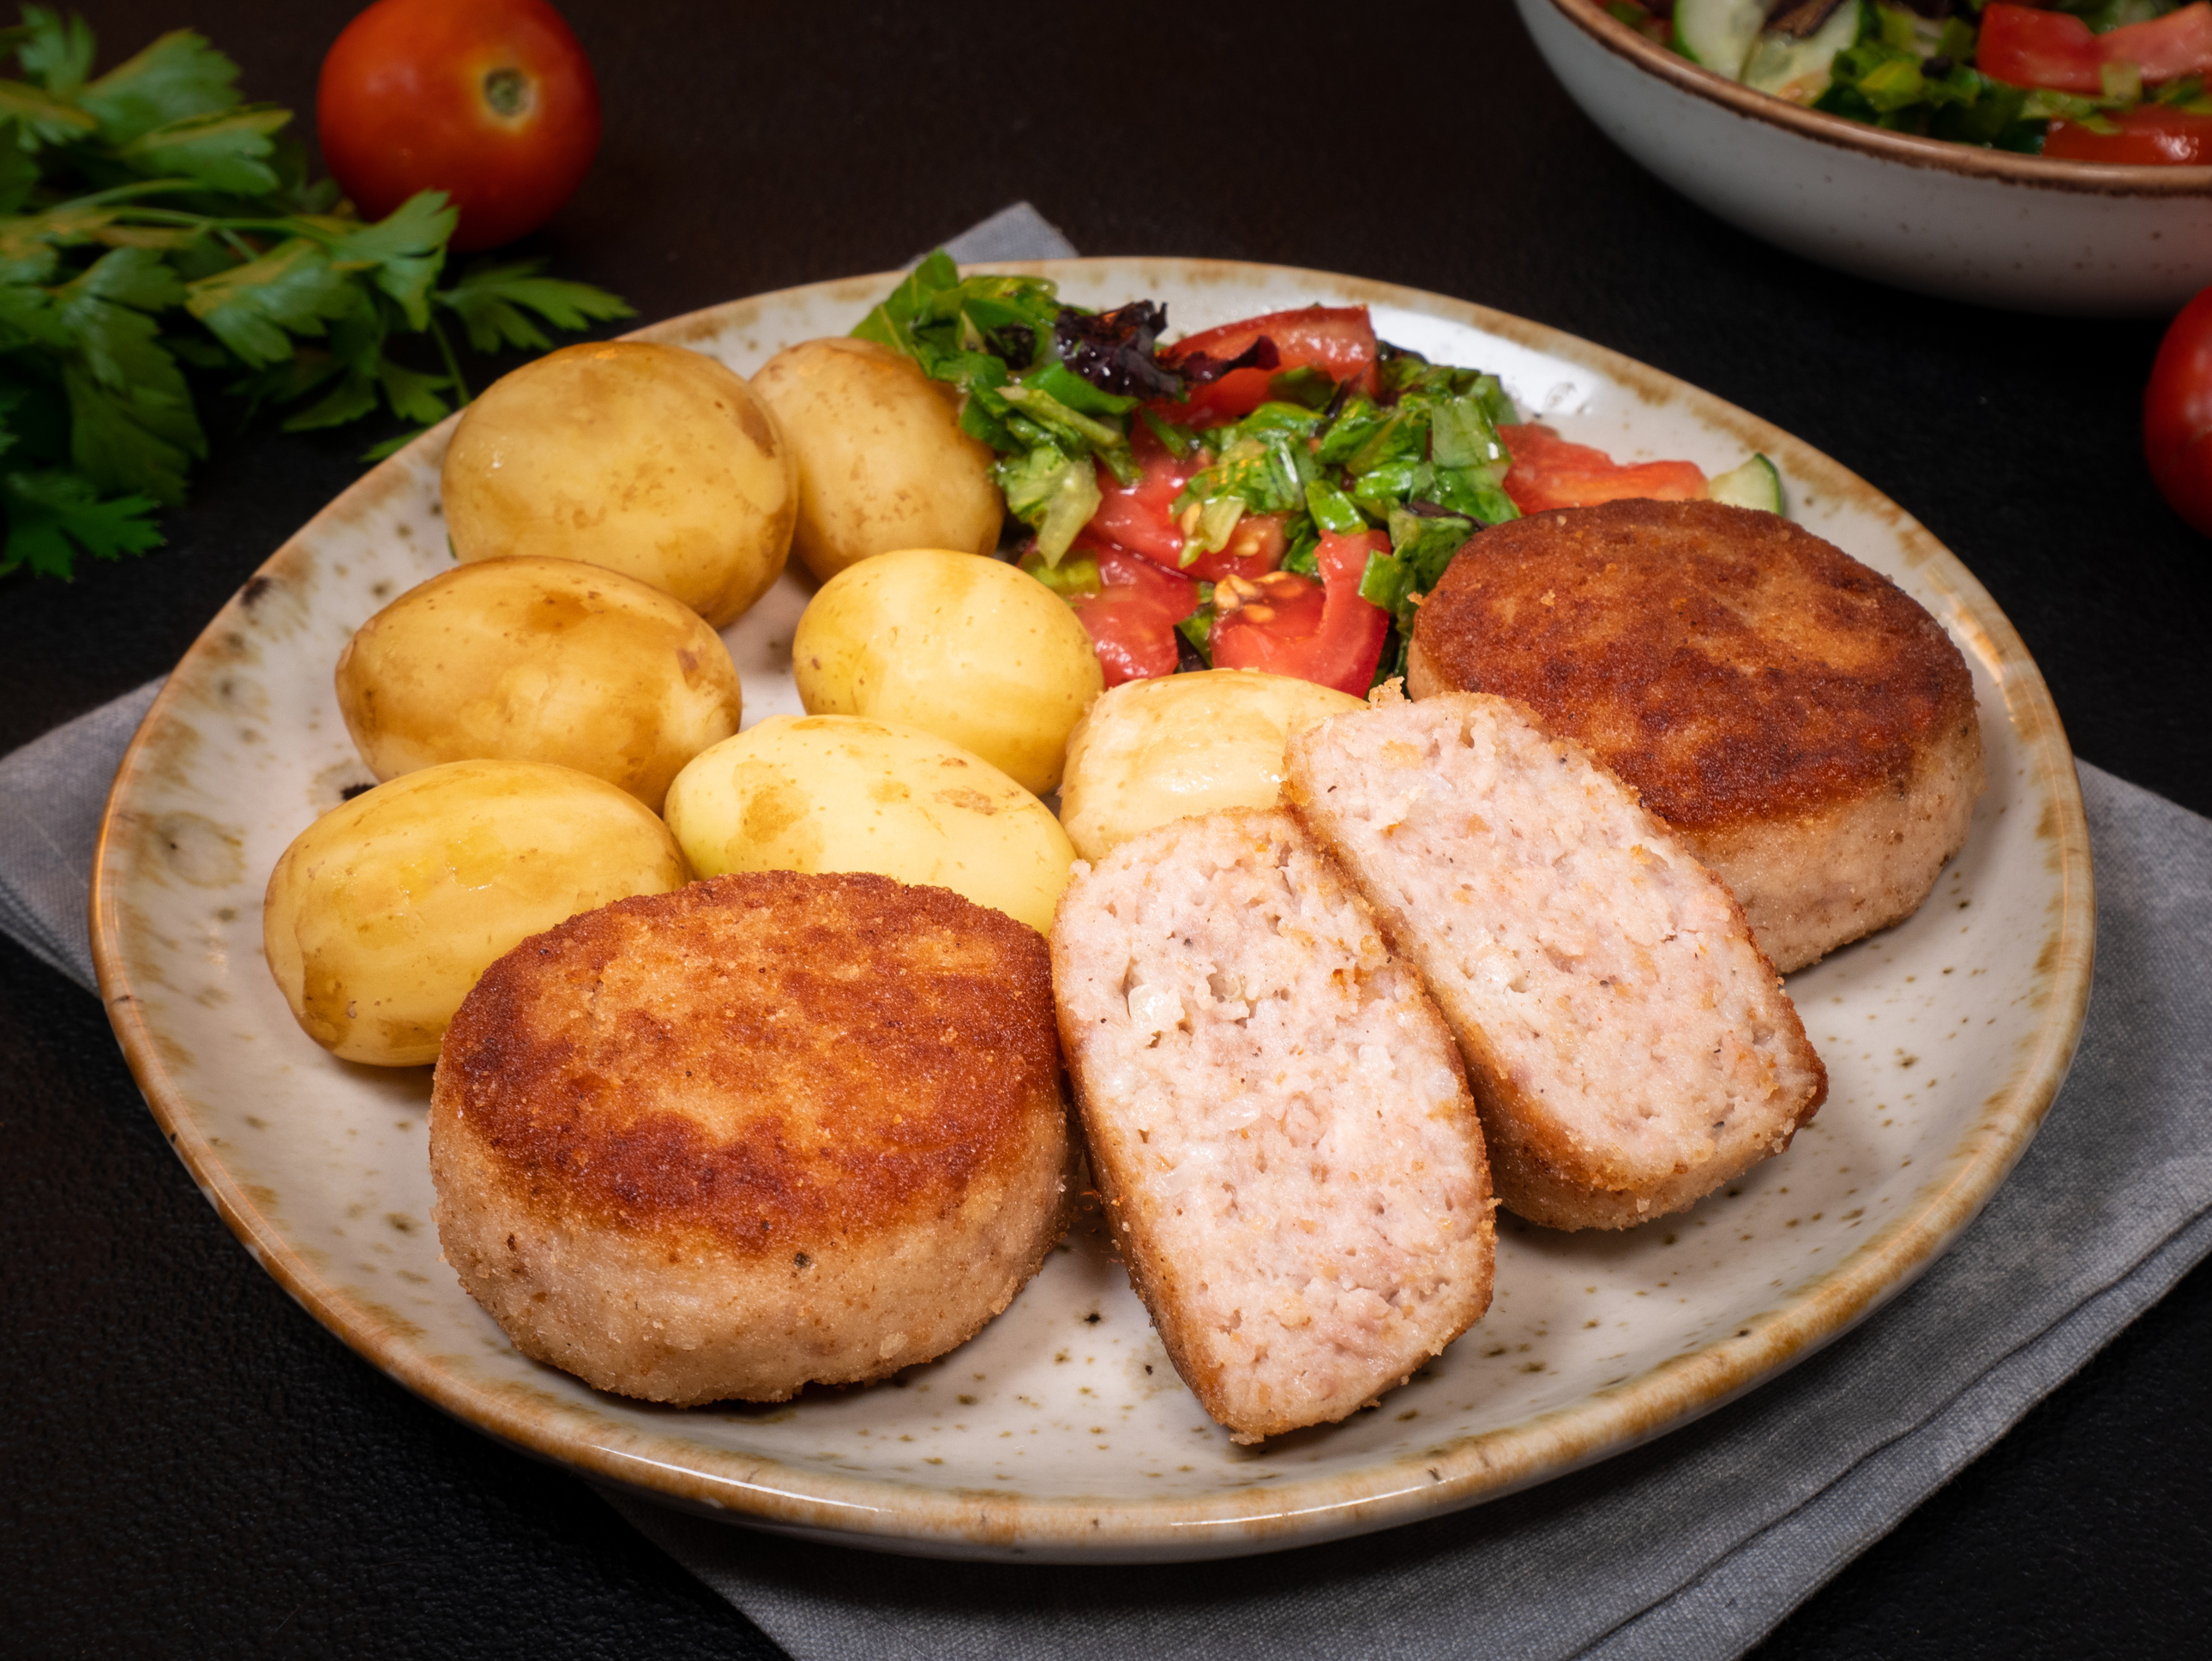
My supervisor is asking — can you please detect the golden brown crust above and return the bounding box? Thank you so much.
[436,871,1063,1257]
[1406,500,1977,834]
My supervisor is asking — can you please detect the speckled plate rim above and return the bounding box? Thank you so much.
[89,258,2095,1560]
[1545,0,2212,195]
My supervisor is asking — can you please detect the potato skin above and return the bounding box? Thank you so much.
[442,341,796,628]
[1058,670,1365,862]
[662,714,1074,933]
[262,760,689,1067]
[793,548,1101,796]
[750,338,1001,583]
[335,557,741,812]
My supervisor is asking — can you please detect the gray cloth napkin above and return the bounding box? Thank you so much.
[927,200,1078,264]
[0,676,161,984]
[7,199,2208,1659]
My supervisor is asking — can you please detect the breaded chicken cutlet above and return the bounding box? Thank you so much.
[430,870,1073,1406]
[1052,809,1495,1443]
[1287,689,1827,1230]
[1406,499,1983,972]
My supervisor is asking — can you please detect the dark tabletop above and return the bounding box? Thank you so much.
[5,3,2209,1657]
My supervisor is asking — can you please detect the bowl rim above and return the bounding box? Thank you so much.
[1542,0,2212,196]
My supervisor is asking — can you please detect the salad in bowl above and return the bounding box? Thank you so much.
[1634,0,2212,162]
[1518,0,2212,313]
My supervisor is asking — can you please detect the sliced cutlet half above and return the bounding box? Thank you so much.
[1051,808,1494,1443]
[1286,689,1826,1231]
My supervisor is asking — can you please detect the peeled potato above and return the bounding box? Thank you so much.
[751,337,1001,583]
[442,341,796,628]
[663,714,1073,932]
[1058,670,1367,862]
[335,557,741,812]
[262,761,688,1066]
[793,548,1101,796]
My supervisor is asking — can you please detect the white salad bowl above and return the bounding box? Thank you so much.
[1519,0,2212,316]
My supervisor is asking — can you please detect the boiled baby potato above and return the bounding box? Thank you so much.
[751,337,1001,583]
[335,557,742,813]
[442,341,796,628]
[663,714,1073,933]
[263,761,688,1067]
[793,548,1102,796]
[1058,670,1366,862]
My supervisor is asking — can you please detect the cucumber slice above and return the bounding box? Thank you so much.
[1743,1,1863,104]
[1708,454,1784,515]
[1671,0,1769,81]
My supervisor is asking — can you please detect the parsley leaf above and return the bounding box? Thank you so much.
[0,74,96,147]
[437,256,635,352]
[76,28,241,145]
[117,103,290,196]
[186,237,366,367]
[15,5,91,93]
[0,465,162,577]
[63,359,202,503]
[320,190,457,328]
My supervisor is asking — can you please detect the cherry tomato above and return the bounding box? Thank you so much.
[2046,106,2212,165]
[1155,305,1380,426]
[1068,545,1200,686]
[1978,3,2212,97]
[2144,285,2212,534]
[1211,530,1390,697]
[317,0,601,252]
[1497,424,1708,515]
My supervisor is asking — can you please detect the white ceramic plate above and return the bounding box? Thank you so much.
[91,259,2093,1563]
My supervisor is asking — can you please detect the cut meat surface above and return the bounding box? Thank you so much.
[1051,809,1494,1442]
[1287,689,1827,1230]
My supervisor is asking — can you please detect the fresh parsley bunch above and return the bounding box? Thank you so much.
[0,7,633,581]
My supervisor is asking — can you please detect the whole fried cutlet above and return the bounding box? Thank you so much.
[1406,500,1982,972]
[430,870,1073,1406]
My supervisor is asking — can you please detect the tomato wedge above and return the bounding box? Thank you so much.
[1155,305,1380,426]
[1083,424,1286,581]
[1084,424,1291,579]
[2047,105,2212,164]
[1498,424,1708,514]
[1978,3,2212,96]
[2102,3,2212,83]
[1211,530,1390,696]
[1068,545,1199,687]
[1086,424,1194,569]
[1978,4,2107,92]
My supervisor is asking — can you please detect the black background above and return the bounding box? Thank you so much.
[3,3,2208,1656]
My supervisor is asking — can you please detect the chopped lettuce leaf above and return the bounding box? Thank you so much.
[1019,543,1101,600]
[995,443,1100,566]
